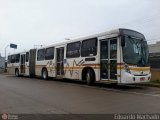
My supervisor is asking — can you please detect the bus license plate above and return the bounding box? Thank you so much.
[140,77,145,81]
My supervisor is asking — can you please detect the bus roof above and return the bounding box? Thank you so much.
[37,28,145,49]
[9,28,145,53]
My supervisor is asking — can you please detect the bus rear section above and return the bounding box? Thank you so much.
[7,54,20,75]
[7,49,36,77]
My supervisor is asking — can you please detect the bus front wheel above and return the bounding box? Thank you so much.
[42,68,48,80]
[86,69,95,86]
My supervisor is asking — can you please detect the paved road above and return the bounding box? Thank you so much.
[0,74,160,114]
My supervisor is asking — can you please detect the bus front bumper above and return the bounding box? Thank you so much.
[120,72,151,84]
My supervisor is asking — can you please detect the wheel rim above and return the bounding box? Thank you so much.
[86,72,90,81]
[43,70,47,79]
[16,70,18,76]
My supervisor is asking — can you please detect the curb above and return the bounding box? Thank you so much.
[1,73,160,88]
[139,83,160,88]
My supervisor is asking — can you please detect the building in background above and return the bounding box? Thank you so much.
[149,41,160,53]
[0,54,5,72]
[148,41,160,81]
[149,41,160,69]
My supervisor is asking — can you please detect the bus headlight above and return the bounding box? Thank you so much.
[124,64,131,73]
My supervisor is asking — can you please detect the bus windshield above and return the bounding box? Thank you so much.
[122,36,149,67]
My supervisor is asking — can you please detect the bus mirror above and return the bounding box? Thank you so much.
[143,41,148,48]
[143,41,147,44]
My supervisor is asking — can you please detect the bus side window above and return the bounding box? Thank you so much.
[37,49,45,61]
[66,41,81,58]
[45,47,54,60]
[11,55,15,63]
[8,55,11,64]
[15,54,20,63]
[26,52,29,62]
[81,38,97,57]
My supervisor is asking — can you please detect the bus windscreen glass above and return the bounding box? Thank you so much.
[122,36,149,67]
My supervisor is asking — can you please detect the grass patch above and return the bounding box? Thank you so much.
[150,80,160,84]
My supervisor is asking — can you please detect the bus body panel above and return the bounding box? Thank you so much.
[7,28,151,85]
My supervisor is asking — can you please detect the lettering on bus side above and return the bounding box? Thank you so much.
[64,59,85,76]
[46,61,56,71]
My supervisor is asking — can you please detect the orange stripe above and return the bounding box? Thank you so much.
[129,67,150,71]
[117,66,150,71]
[83,64,100,66]
[117,66,123,70]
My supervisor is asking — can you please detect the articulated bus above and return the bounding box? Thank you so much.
[7,28,151,85]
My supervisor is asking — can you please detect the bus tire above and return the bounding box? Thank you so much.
[42,68,48,80]
[15,69,19,77]
[86,69,95,86]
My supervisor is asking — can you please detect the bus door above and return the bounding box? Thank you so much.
[100,38,117,80]
[25,52,29,76]
[56,47,64,76]
[20,54,25,74]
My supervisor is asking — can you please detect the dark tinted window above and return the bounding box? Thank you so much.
[37,49,45,61]
[101,41,108,59]
[45,47,54,60]
[15,54,20,63]
[26,52,29,62]
[122,36,149,66]
[81,38,97,57]
[110,39,117,59]
[66,41,81,58]
[11,55,15,63]
[8,55,11,63]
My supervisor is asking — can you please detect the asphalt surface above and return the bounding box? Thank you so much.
[0,74,160,114]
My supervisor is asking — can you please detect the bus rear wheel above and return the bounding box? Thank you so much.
[86,69,95,86]
[42,69,48,80]
[15,69,19,77]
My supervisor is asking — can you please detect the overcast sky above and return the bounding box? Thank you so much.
[0,0,160,57]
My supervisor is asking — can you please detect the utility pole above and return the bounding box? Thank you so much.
[5,45,9,61]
